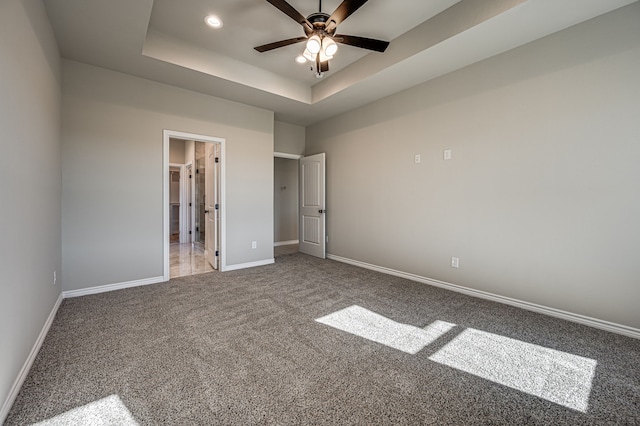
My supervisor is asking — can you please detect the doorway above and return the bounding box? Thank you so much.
[272,152,326,259]
[274,152,301,258]
[163,130,226,280]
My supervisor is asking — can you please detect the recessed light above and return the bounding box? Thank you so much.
[295,55,307,64]
[204,15,223,28]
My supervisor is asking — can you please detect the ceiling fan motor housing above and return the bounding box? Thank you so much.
[305,12,335,37]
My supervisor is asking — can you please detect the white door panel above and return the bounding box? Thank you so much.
[213,143,221,268]
[299,153,325,258]
[205,144,219,269]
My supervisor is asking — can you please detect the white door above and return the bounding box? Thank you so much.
[213,144,221,268]
[299,153,326,258]
[185,164,192,243]
[205,144,220,269]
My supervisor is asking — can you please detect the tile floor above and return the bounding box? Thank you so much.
[170,243,299,278]
[170,242,214,278]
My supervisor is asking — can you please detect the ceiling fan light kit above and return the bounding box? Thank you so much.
[303,48,316,62]
[255,0,389,78]
[307,35,322,54]
[322,37,338,56]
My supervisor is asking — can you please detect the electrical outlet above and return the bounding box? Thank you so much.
[252,241,257,249]
[414,154,421,163]
[451,257,459,268]
[53,270,57,285]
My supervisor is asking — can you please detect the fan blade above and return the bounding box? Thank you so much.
[325,0,368,33]
[265,0,312,30]
[254,37,308,53]
[334,34,389,52]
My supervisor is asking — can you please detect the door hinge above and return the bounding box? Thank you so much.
[215,250,219,257]
[214,204,219,210]
[215,157,219,163]
[196,169,199,174]
[189,174,192,179]
[189,231,192,235]
[189,202,192,207]
[196,226,199,232]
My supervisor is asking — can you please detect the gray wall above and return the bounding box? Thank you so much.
[306,4,640,330]
[274,158,299,243]
[274,121,305,155]
[0,0,62,418]
[62,60,274,291]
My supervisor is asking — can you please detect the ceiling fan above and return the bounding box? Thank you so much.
[254,0,390,78]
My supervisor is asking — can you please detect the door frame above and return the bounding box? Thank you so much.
[163,130,226,280]
[274,152,302,160]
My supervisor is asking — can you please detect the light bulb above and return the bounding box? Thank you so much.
[306,35,321,54]
[295,55,307,64]
[303,48,316,62]
[319,48,333,62]
[322,37,338,57]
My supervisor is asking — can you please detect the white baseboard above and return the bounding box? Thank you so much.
[327,254,640,340]
[62,276,165,298]
[1,293,63,423]
[274,240,299,247]
[223,258,274,272]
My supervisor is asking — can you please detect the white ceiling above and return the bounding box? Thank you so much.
[44,0,636,126]
[148,0,459,85]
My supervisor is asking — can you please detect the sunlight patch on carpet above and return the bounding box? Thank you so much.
[33,394,139,426]
[429,328,597,412]
[315,305,456,354]
[317,305,597,412]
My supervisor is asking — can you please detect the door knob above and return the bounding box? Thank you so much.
[318,209,326,214]
[204,210,210,214]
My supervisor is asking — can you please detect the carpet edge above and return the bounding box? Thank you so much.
[0,293,64,424]
[327,254,640,340]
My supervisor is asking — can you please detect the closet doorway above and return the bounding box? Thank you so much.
[163,130,226,280]
[274,152,301,258]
